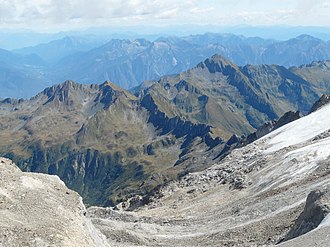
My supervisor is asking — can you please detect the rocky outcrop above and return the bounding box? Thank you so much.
[309,94,330,113]
[96,81,138,108]
[43,80,98,105]
[141,93,222,147]
[0,157,108,247]
[1,98,24,105]
[213,110,301,161]
[281,187,330,243]
[244,110,301,144]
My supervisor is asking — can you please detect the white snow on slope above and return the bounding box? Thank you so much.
[249,103,330,192]
[263,103,330,153]
[319,212,330,228]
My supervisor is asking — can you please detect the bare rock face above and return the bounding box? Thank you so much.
[0,157,108,247]
[281,187,330,243]
[309,94,330,113]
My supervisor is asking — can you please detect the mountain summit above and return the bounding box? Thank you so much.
[198,54,237,74]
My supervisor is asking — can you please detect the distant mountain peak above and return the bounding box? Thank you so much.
[42,80,97,106]
[100,81,136,98]
[301,60,330,69]
[41,80,137,109]
[296,34,321,41]
[208,54,232,63]
[44,80,81,95]
[132,38,150,46]
[97,81,138,108]
[103,39,132,48]
[197,54,237,74]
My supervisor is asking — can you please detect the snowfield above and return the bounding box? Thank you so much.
[264,103,330,153]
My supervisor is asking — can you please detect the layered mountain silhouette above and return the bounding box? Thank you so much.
[1,55,330,206]
[2,33,330,98]
[14,36,99,65]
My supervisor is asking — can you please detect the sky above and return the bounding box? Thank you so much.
[0,0,330,31]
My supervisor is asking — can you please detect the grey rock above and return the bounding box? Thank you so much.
[281,187,330,243]
[0,157,109,247]
[309,94,330,113]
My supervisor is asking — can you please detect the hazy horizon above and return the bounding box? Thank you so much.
[1,24,330,50]
[1,0,330,49]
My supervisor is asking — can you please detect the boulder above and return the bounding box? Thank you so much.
[281,187,330,242]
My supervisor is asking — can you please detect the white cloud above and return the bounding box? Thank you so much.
[0,0,329,30]
[0,0,198,29]
[156,8,179,19]
[231,9,297,25]
[190,7,215,14]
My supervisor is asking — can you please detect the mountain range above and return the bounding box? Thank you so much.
[2,29,330,246]
[1,33,330,98]
[2,92,330,246]
[1,54,330,206]
[0,79,219,206]
[13,36,100,65]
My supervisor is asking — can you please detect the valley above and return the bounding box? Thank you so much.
[1,28,330,246]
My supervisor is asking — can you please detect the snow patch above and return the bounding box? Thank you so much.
[172,57,178,66]
[263,103,330,153]
[254,136,330,193]
[318,213,330,228]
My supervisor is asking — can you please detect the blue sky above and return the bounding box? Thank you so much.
[0,0,329,31]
